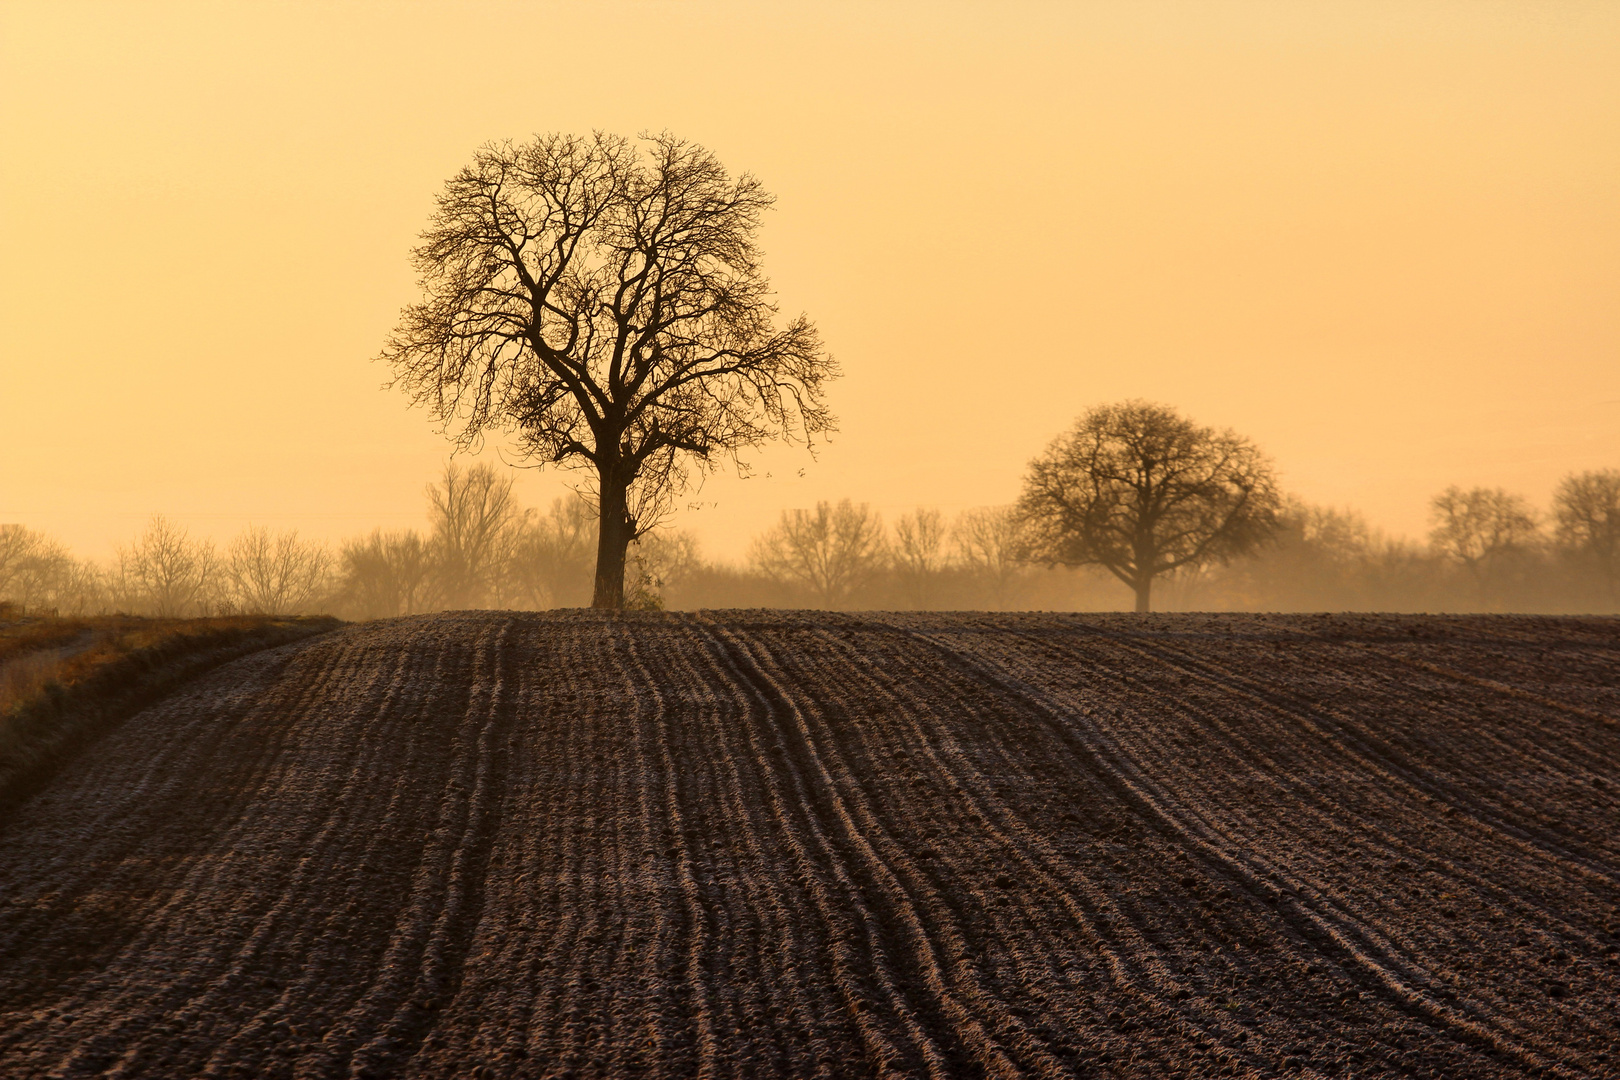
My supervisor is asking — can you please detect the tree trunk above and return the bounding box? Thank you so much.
[1131,532,1155,614]
[591,474,632,609]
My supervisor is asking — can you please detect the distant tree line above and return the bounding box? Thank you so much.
[669,468,1618,614]
[0,463,600,620]
[4,423,1617,619]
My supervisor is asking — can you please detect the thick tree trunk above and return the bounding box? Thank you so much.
[1130,532,1157,614]
[591,475,633,609]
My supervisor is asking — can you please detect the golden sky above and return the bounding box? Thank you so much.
[3,0,1617,561]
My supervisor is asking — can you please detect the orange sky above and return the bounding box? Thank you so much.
[2,1,1617,562]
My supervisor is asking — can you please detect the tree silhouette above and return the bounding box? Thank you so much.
[1428,486,1541,607]
[337,530,437,619]
[893,508,947,609]
[115,515,217,617]
[1018,401,1280,612]
[223,527,330,615]
[752,500,887,608]
[382,132,836,608]
[1552,469,1620,607]
[426,462,522,609]
[951,507,1027,610]
[508,496,598,609]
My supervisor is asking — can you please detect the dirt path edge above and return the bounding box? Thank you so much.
[0,617,343,818]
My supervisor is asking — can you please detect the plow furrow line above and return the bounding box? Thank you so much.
[3,611,1615,1079]
[622,623,723,1079]
[8,640,366,1076]
[655,623,851,1078]
[695,617,971,1079]
[825,617,1278,1076]
[1112,629,1620,905]
[903,623,1587,1079]
[1026,631,1619,1051]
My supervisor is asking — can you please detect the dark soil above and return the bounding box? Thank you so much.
[0,611,1615,1078]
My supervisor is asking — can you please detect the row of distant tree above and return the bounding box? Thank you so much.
[0,464,593,620]
[2,459,1617,618]
[689,474,1619,614]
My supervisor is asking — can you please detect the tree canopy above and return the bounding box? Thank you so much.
[1018,401,1280,611]
[382,131,836,607]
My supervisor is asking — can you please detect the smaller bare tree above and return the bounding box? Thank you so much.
[224,527,331,615]
[1428,486,1542,606]
[427,462,523,609]
[0,525,41,602]
[952,506,1028,611]
[36,558,106,616]
[1018,401,1280,612]
[1204,499,1378,610]
[115,515,218,617]
[509,496,598,608]
[0,526,99,613]
[337,530,438,619]
[1553,468,1620,607]
[752,499,888,608]
[891,509,947,609]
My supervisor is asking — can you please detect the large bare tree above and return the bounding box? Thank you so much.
[1018,401,1280,612]
[382,132,837,608]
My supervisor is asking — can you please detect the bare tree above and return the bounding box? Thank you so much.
[1428,486,1542,606]
[427,462,523,609]
[751,499,887,608]
[951,506,1028,611]
[38,558,106,616]
[893,508,947,609]
[1,526,62,609]
[336,529,438,619]
[224,527,331,615]
[0,526,103,615]
[509,495,598,608]
[115,515,218,617]
[1553,469,1620,607]
[1018,401,1280,612]
[382,132,837,608]
[0,525,37,602]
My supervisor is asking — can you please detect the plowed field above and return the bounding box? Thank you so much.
[1,611,1617,1079]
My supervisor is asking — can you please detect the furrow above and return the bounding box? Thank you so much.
[912,619,1592,1077]
[695,614,1057,1079]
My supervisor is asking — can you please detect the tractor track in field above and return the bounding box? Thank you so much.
[0,610,1615,1078]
